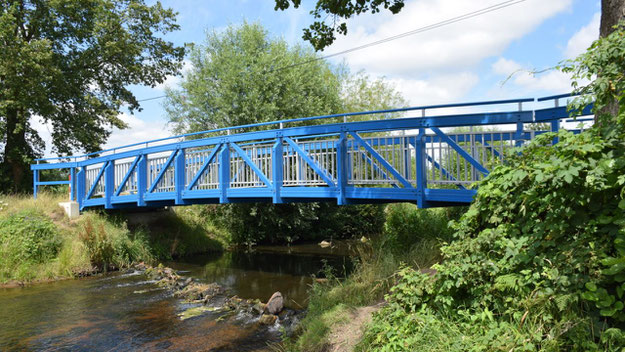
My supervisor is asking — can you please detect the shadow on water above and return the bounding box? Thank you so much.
[0,242,354,351]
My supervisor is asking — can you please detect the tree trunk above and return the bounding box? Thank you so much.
[2,108,29,193]
[597,0,625,123]
[600,0,625,37]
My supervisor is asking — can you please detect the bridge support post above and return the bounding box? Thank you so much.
[336,131,348,205]
[219,143,230,203]
[33,169,39,200]
[137,155,147,207]
[515,122,524,148]
[415,128,428,208]
[551,119,560,144]
[272,137,283,203]
[104,161,114,209]
[70,167,76,201]
[76,167,85,208]
[175,148,185,205]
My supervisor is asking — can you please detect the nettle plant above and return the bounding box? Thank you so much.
[361,24,625,351]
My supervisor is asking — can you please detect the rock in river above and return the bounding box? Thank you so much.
[259,314,278,325]
[264,291,284,315]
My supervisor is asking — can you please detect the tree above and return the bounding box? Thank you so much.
[165,22,343,133]
[0,1,185,192]
[341,70,407,118]
[600,0,625,37]
[274,0,405,51]
[165,22,404,244]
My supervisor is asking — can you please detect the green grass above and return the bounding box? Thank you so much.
[286,204,464,352]
[0,193,224,284]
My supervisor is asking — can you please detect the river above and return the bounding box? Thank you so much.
[0,243,354,351]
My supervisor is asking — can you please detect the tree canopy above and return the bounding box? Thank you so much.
[165,22,343,134]
[274,0,405,51]
[0,0,185,191]
[164,22,406,245]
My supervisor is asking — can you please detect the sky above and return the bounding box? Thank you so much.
[33,0,602,156]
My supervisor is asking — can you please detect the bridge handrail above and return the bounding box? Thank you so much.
[35,97,536,164]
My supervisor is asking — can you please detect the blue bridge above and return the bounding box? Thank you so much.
[32,94,593,210]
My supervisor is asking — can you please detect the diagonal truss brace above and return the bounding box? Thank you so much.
[430,127,489,175]
[349,132,413,188]
[86,161,109,200]
[114,156,140,197]
[230,142,272,187]
[147,150,178,193]
[186,144,222,191]
[284,137,335,187]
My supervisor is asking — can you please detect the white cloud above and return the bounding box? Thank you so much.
[104,113,172,150]
[490,12,600,96]
[390,72,479,105]
[30,113,173,158]
[564,12,600,58]
[29,116,54,157]
[492,58,573,93]
[327,0,572,77]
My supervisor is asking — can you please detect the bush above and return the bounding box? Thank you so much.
[214,203,386,246]
[77,213,154,271]
[360,127,625,351]
[0,210,61,280]
[381,204,464,255]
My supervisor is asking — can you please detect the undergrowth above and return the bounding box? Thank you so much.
[287,205,463,352]
[0,193,223,284]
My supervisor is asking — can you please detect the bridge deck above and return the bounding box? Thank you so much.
[32,94,593,210]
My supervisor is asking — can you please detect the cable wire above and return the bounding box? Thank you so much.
[137,0,528,101]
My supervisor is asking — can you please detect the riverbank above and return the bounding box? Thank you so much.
[0,193,225,286]
[285,204,464,352]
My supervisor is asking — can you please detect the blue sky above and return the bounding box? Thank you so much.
[33,0,602,154]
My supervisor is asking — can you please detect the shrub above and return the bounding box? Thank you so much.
[360,127,625,351]
[381,204,464,255]
[214,203,386,246]
[76,213,155,271]
[0,210,61,272]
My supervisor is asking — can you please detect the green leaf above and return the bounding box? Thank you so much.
[586,282,598,292]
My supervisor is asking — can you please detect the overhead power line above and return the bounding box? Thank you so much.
[137,0,527,102]
[137,94,167,102]
[268,0,527,72]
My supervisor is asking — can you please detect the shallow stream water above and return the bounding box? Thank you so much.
[0,243,354,351]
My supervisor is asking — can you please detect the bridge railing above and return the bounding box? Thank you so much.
[31,94,594,209]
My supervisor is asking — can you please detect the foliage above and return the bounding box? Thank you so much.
[0,210,61,280]
[133,207,224,259]
[360,127,625,351]
[562,23,625,126]
[274,0,405,50]
[166,22,405,247]
[0,0,185,192]
[0,193,223,283]
[287,205,462,351]
[381,204,462,255]
[165,21,342,133]
[214,202,385,246]
[341,70,408,119]
[357,19,625,352]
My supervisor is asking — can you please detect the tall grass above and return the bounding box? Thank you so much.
[287,203,465,352]
[0,193,223,284]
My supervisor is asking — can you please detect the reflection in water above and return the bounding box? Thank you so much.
[171,249,353,308]
[0,245,353,351]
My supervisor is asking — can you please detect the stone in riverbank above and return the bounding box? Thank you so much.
[175,282,224,302]
[264,291,284,315]
[259,314,278,325]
